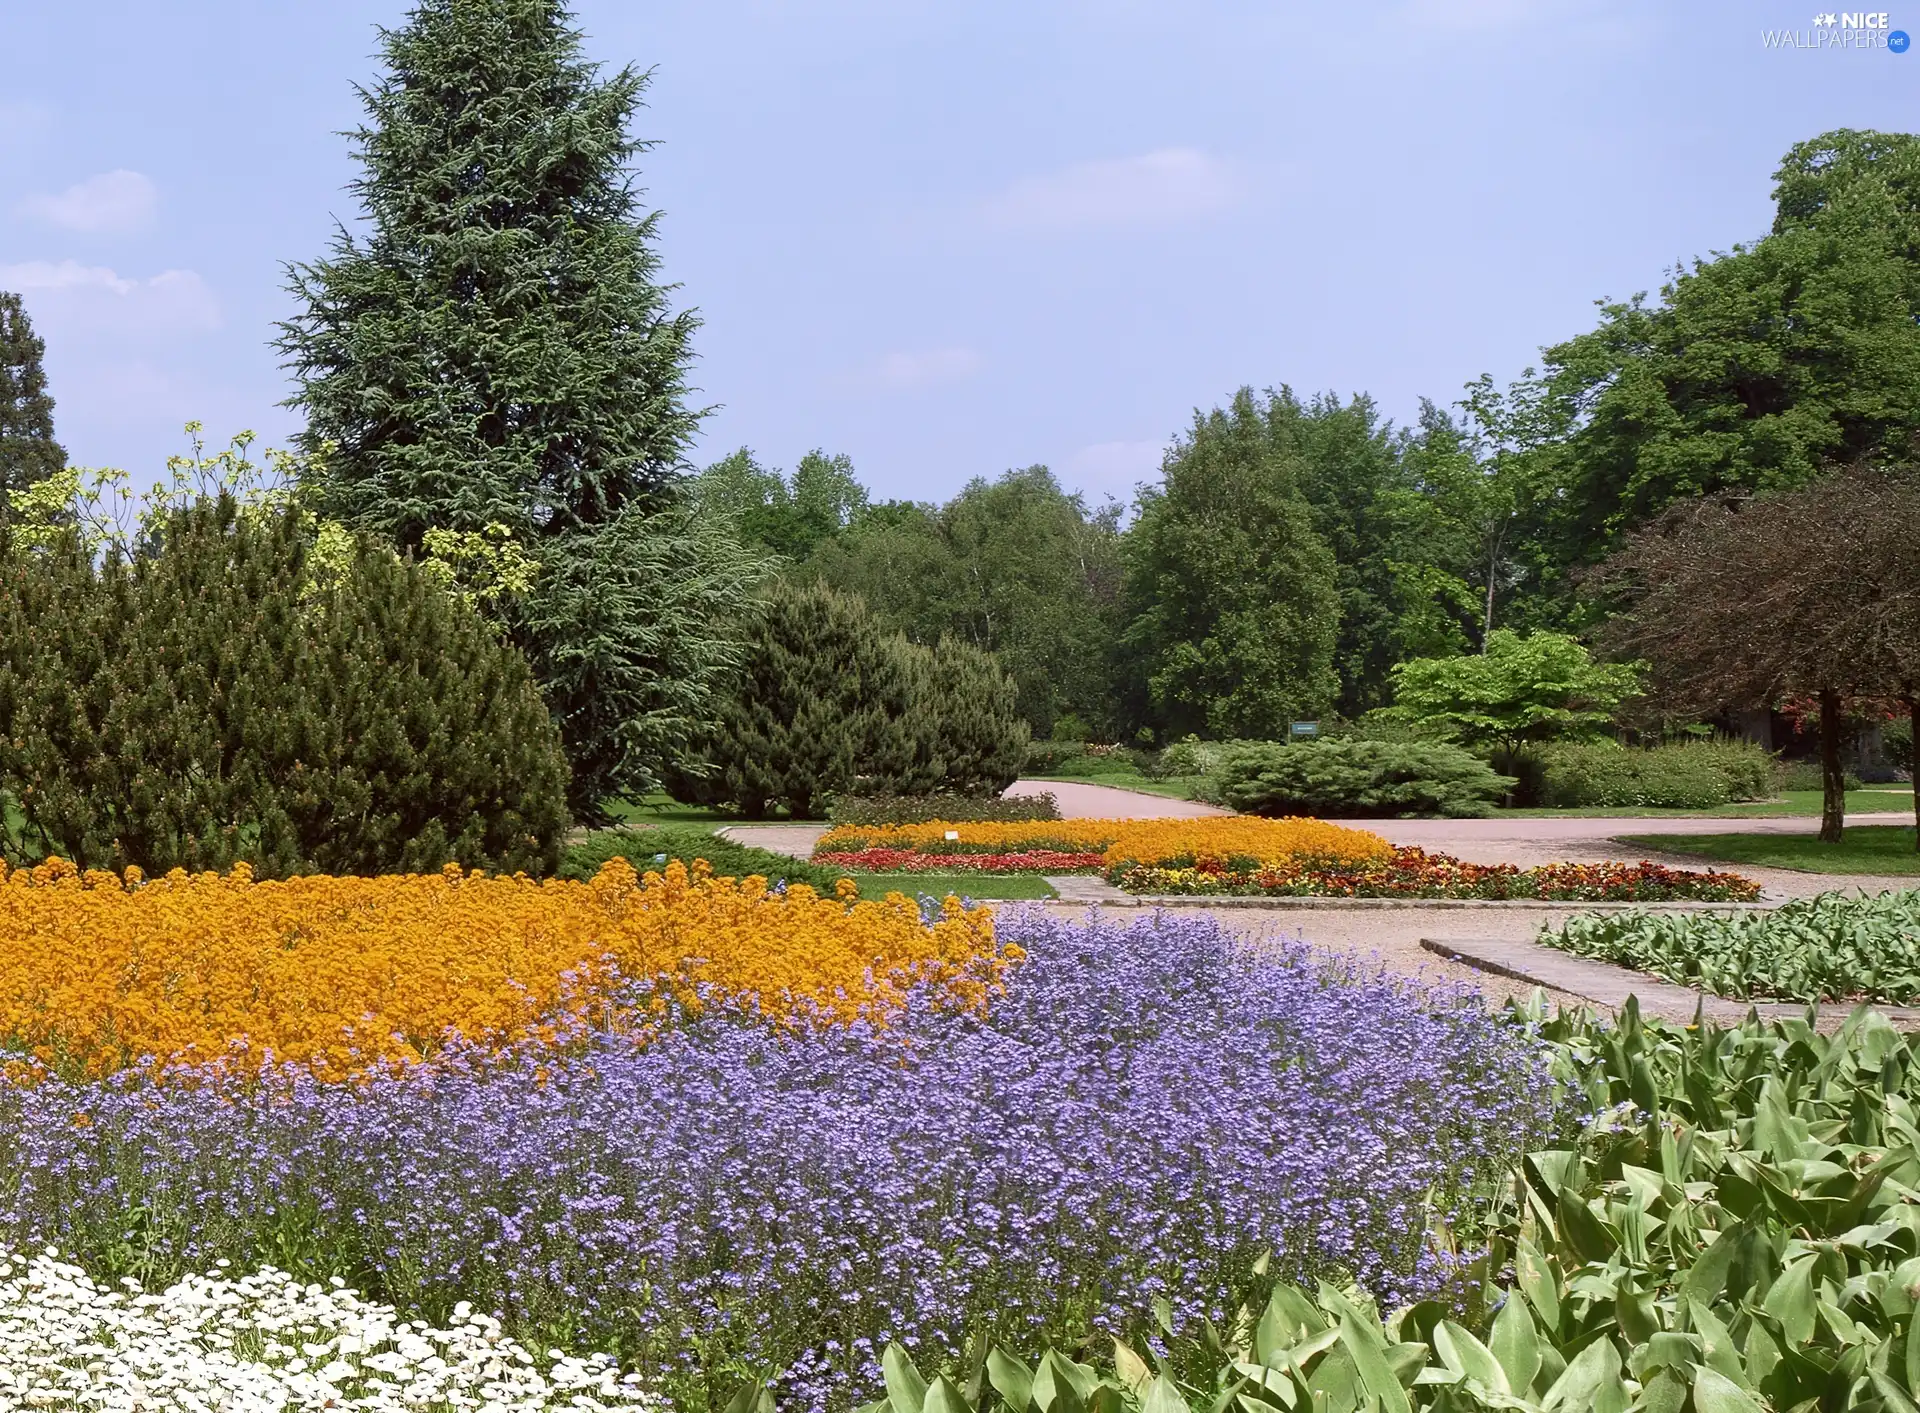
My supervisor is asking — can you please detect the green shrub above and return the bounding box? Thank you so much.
[1036,741,1152,783]
[1888,715,1914,775]
[1543,889,1920,1002]
[1205,738,1514,818]
[670,585,1029,818]
[1024,739,1085,773]
[0,499,570,877]
[1152,734,1230,777]
[1776,757,1863,792]
[926,637,1029,796]
[1538,738,1775,809]
[560,825,845,891]
[828,792,1060,826]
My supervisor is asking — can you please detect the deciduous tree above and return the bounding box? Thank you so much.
[1121,389,1340,740]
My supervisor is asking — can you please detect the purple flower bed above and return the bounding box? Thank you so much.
[0,909,1561,1411]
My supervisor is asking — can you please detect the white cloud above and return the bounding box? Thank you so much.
[983,148,1240,232]
[18,169,159,234]
[0,260,220,336]
[865,346,984,391]
[1063,438,1165,501]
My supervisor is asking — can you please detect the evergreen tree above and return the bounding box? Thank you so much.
[679,582,936,820]
[926,636,1029,795]
[279,0,712,815]
[0,292,65,515]
[0,500,571,877]
[1121,389,1341,740]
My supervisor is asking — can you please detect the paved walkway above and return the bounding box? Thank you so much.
[1003,779,1228,817]
[724,789,1919,1017]
[1366,813,1916,900]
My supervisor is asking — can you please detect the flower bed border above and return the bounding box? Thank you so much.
[1416,935,1920,1027]
[1033,884,1781,911]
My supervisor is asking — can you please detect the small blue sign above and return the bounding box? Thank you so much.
[1891,28,1911,50]
[1289,721,1319,738]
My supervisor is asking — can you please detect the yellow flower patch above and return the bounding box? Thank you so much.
[813,816,1391,869]
[0,857,1003,1078]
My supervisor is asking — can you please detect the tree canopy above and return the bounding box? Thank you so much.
[1121,389,1341,739]
[0,292,64,518]
[279,0,729,815]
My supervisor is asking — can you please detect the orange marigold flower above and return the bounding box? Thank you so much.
[0,858,1004,1080]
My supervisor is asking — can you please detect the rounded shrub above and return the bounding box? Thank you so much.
[1206,738,1513,818]
[1537,739,1775,809]
[0,498,570,877]
[669,583,1028,819]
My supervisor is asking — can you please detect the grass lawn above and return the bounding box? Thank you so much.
[603,793,827,826]
[1616,825,1920,875]
[1503,788,1914,819]
[846,873,1058,900]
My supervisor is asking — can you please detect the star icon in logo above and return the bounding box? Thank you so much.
[1814,11,1838,23]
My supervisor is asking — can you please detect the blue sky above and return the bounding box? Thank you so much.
[1,1,1913,507]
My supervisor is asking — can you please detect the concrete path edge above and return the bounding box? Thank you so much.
[1419,935,1920,1026]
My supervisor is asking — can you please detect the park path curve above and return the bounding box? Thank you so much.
[1003,779,1229,818]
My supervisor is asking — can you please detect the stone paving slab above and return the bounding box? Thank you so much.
[1420,935,1920,1027]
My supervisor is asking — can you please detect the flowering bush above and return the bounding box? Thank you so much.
[0,857,1003,1078]
[0,1250,647,1411]
[813,848,1107,873]
[1111,846,1762,901]
[0,910,1560,1412]
[812,816,1391,872]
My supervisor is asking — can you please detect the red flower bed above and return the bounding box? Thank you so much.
[1108,846,1761,902]
[814,848,1109,874]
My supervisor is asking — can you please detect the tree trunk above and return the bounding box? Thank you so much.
[1911,695,1919,853]
[1819,687,1846,845]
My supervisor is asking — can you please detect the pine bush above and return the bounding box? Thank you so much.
[926,637,1029,796]
[0,499,570,876]
[673,584,1030,818]
[1206,738,1513,818]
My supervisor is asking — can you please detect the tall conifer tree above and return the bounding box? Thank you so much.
[280,0,698,543]
[280,0,740,816]
[0,292,66,515]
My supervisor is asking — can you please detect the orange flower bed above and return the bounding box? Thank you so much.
[0,857,1004,1078]
[812,816,1392,871]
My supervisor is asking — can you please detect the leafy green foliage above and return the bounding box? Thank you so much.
[1544,889,1920,1001]
[280,0,720,816]
[1121,390,1341,740]
[828,793,1060,827]
[692,447,869,561]
[0,291,64,515]
[1537,739,1776,809]
[1528,129,1920,568]
[1206,738,1514,819]
[751,1000,1920,1413]
[1388,630,1642,756]
[560,825,844,891]
[803,468,1126,739]
[0,499,570,877]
